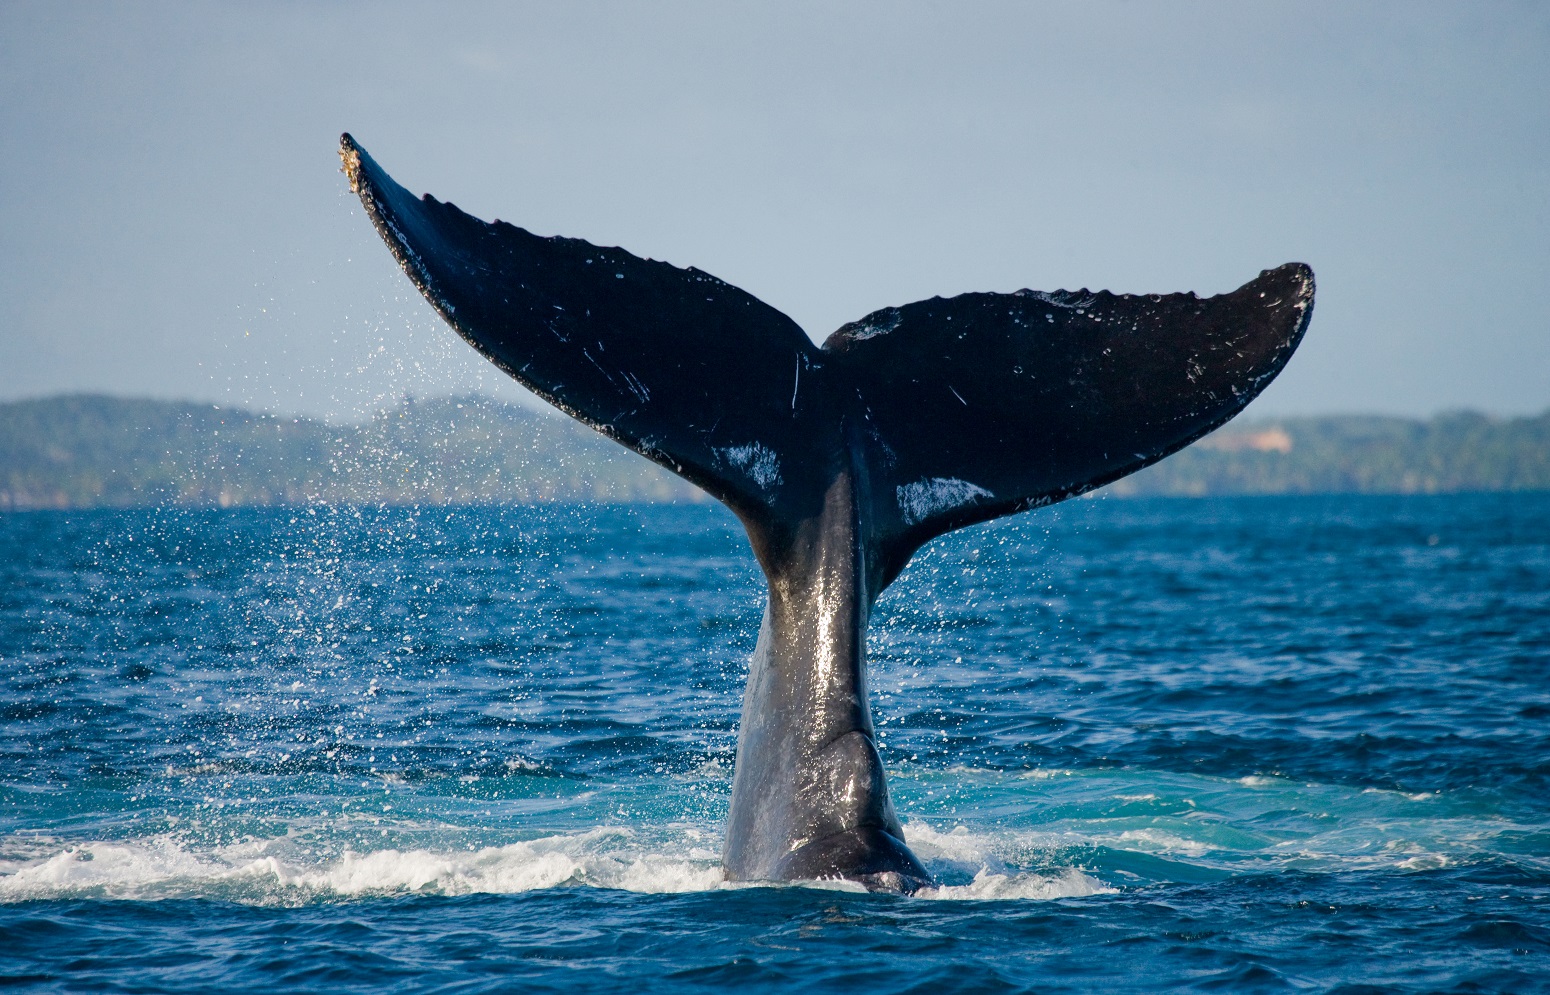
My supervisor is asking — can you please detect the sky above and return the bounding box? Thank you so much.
[1,1,1546,421]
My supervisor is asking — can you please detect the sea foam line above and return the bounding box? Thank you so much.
[0,829,1109,904]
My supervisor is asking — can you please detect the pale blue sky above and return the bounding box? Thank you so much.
[2,1,1546,419]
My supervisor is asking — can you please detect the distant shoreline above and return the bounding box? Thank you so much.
[2,394,1546,510]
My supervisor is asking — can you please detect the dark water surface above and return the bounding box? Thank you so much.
[1,495,1547,992]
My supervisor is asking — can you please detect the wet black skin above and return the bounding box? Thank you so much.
[339,134,1314,892]
[727,446,927,890]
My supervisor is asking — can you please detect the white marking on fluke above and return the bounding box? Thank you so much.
[1026,290,1096,310]
[717,443,782,490]
[896,477,993,525]
[847,309,903,340]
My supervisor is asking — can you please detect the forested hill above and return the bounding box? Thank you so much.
[1,394,1546,509]
[0,394,698,510]
[1109,409,1550,497]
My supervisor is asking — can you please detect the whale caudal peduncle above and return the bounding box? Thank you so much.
[339,133,1314,892]
[725,424,929,892]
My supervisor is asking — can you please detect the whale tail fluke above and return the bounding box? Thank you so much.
[341,133,1311,573]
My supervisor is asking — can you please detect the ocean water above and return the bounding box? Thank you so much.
[1,494,1547,993]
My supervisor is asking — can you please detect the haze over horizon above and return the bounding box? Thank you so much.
[3,2,1547,421]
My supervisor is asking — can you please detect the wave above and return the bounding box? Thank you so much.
[5,765,1538,905]
[0,828,1109,905]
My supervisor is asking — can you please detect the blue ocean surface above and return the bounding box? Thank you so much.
[1,494,1547,993]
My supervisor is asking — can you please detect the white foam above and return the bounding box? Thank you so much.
[1018,768,1076,780]
[1108,828,1214,857]
[905,820,1001,864]
[0,826,1111,904]
[0,829,723,903]
[920,867,1114,901]
[900,821,1113,900]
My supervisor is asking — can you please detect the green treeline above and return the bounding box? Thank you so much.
[0,395,698,510]
[1109,410,1550,497]
[1,394,1546,510]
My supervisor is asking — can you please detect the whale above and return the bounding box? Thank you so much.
[338,134,1313,892]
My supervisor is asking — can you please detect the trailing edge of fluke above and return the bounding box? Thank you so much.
[339,132,1313,892]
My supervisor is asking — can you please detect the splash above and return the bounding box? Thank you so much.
[0,829,1111,905]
